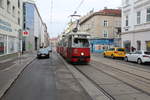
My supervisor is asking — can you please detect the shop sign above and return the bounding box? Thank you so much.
[23,31,29,36]
[0,19,12,32]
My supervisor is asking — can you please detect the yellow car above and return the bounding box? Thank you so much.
[103,47,126,59]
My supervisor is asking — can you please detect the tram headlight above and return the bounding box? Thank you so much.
[81,52,84,56]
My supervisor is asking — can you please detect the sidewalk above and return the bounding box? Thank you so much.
[0,52,36,99]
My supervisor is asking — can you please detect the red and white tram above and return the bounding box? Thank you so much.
[57,32,91,63]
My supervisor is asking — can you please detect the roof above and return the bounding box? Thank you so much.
[79,9,121,25]
[99,9,121,16]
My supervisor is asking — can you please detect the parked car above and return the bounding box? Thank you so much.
[103,47,126,59]
[37,48,49,58]
[124,50,150,64]
[46,46,52,52]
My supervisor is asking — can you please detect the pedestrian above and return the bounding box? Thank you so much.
[131,46,136,52]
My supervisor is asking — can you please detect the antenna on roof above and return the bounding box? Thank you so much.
[104,7,108,9]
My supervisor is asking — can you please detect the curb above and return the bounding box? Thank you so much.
[0,56,36,99]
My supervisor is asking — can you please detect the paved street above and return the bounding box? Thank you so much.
[1,52,91,100]
[0,52,150,100]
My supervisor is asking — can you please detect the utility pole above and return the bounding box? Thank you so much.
[18,29,22,64]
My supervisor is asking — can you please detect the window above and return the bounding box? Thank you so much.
[18,0,20,8]
[117,48,125,51]
[7,0,11,13]
[73,38,89,48]
[12,6,15,16]
[135,51,142,54]
[125,0,129,5]
[125,15,128,26]
[137,11,141,24]
[144,52,150,55]
[18,17,20,25]
[137,41,141,50]
[0,35,7,55]
[103,30,108,38]
[146,8,150,22]
[103,20,108,27]
[109,48,115,51]
[0,0,4,8]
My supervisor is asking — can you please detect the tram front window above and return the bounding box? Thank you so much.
[73,38,89,48]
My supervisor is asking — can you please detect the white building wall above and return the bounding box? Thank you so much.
[0,0,23,55]
[122,0,150,51]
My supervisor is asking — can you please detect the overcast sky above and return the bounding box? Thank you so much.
[35,0,121,38]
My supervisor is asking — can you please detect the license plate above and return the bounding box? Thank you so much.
[41,55,45,57]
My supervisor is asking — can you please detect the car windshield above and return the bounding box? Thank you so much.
[73,38,89,48]
[117,48,125,51]
[144,51,150,55]
[39,49,48,53]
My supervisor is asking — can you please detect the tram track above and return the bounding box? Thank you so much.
[93,56,150,76]
[91,61,150,95]
[91,60,150,84]
[74,63,150,99]
[74,65,116,100]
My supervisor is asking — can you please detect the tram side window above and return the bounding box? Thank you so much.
[68,37,72,47]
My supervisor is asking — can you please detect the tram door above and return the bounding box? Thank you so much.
[68,36,72,59]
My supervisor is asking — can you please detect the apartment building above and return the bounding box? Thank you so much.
[23,2,49,51]
[79,8,121,52]
[122,0,150,52]
[0,0,23,55]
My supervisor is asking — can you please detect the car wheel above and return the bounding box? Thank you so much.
[111,54,115,59]
[137,58,142,64]
[103,53,106,57]
[124,57,128,62]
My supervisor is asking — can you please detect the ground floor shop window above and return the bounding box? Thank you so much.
[8,36,19,54]
[146,41,150,51]
[0,34,7,55]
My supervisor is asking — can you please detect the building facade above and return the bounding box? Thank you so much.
[43,23,49,47]
[0,0,23,56]
[23,2,48,52]
[79,9,121,53]
[122,0,150,52]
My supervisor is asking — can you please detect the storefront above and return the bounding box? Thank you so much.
[0,17,20,56]
[0,34,7,55]
[90,39,114,53]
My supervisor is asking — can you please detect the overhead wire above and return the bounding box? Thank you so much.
[50,0,53,38]
[60,0,86,35]
[74,0,85,14]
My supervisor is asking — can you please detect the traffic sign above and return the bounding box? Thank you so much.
[23,31,29,36]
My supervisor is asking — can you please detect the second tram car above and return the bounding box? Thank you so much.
[57,32,91,63]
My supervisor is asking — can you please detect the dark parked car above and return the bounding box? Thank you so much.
[37,48,49,58]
